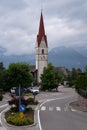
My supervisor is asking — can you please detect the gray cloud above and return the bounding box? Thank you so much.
[0,0,87,55]
[0,0,27,10]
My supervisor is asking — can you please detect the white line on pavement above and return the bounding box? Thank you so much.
[41,106,46,111]
[0,106,9,125]
[56,107,61,111]
[0,104,8,126]
[38,95,75,130]
[0,104,8,108]
[38,110,42,130]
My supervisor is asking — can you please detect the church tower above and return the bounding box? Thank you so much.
[36,11,48,82]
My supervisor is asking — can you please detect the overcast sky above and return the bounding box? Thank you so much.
[0,0,87,55]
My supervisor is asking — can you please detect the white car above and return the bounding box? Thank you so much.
[30,88,40,94]
[10,87,16,93]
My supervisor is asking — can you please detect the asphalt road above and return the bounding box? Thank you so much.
[39,95,87,130]
[0,86,87,130]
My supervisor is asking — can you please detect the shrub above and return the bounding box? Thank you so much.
[27,107,33,111]
[27,97,38,105]
[75,74,87,98]
[8,97,28,111]
[5,112,34,126]
[75,74,87,91]
[28,118,34,124]
[10,106,17,112]
[27,98,34,103]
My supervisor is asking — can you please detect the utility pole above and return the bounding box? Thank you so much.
[19,84,21,112]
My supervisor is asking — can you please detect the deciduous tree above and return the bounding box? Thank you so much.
[7,63,33,90]
[41,63,60,91]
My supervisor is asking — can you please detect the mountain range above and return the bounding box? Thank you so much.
[49,46,87,70]
[0,46,87,70]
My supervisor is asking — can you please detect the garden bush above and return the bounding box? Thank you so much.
[27,97,34,103]
[27,107,33,111]
[5,112,34,126]
[8,97,28,111]
[27,97,38,105]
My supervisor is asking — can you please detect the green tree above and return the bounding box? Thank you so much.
[0,62,7,91]
[67,68,81,87]
[75,66,87,92]
[7,63,33,90]
[75,74,87,92]
[0,62,5,71]
[40,63,59,91]
[0,70,7,90]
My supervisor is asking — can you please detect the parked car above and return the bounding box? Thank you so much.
[28,87,40,94]
[10,87,16,94]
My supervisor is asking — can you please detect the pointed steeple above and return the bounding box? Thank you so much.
[38,11,45,36]
[37,11,48,47]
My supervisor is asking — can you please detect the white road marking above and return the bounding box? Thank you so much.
[38,95,75,130]
[0,106,10,125]
[38,110,42,130]
[40,106,75,112]
[0,104,8,125]
[56,107,61,111]
[0,113,1,124]
[0,104,8,108]
[41,106,46,111]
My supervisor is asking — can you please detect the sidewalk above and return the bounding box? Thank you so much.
[70,100,87,112]
[0,127,7,130]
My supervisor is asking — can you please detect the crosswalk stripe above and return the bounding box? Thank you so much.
[41,106,46,111]
[40,106,74,112]
[56,107,61,111]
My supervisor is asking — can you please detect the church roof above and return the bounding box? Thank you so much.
[37,12,48,47]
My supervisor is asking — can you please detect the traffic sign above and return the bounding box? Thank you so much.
[19,104,26,112]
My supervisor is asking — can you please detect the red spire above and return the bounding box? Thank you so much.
[38,11,45,36]
[37,11,48,47]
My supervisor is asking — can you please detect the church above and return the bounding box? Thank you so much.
[36,11,48,82]
[30,11,48,83]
